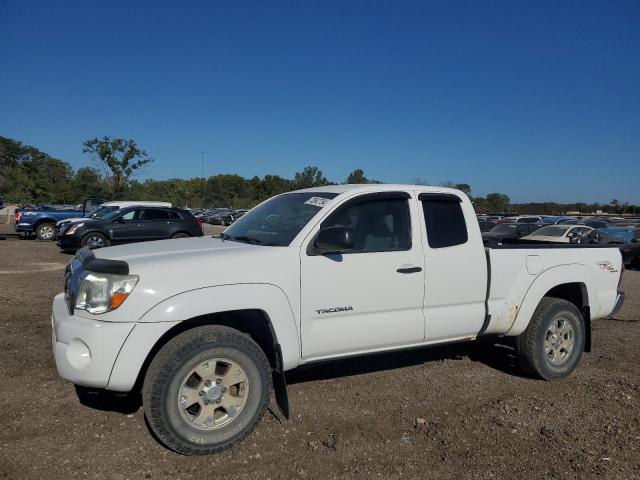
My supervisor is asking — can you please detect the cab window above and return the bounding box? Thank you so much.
[421,194,468,248]
[321,197,411,252]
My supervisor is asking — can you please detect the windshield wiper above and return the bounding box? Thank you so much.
[232,235,264,245]
[216,232,232,240]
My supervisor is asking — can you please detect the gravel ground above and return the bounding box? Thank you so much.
[0,238,638,480]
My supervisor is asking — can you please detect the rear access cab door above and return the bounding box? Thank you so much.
[418,193,488,342]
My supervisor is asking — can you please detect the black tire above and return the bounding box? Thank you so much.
[35,222,56,241]
[171,232,190,239]
[516,297,586,380]
[142,325,272,455]
[80,232,110,249]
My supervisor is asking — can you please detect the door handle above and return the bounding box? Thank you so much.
[396,266,422,274]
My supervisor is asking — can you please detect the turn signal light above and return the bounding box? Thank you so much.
[110,291,130,310]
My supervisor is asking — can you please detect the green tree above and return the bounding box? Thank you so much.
[610,198,620,213]
[484,193,511,213]
[293,166,328,189]
[0,136,74,204]
[73,167,106,199]
[82,137,153,198]
[346,169,368,184]
[454,183,472,196]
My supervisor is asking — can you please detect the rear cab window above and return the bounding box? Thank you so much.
[420,193,468,248]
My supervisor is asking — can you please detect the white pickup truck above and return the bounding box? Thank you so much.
[52,184,625,455]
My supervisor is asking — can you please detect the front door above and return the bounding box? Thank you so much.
[108,208,144,243]
[300,192,425,360]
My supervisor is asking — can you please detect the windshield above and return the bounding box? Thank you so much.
[87,205,119,219]
[532,226,569,237]
[223,192,339,246]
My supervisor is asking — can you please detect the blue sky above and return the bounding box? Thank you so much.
[1,0,638,203]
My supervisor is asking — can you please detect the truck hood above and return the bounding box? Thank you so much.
[93,236,258,270]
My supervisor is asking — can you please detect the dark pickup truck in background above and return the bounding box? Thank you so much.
[14,198,105,240]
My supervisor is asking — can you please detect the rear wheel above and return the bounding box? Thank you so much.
[80,232,109,249]
[171,232,190,239]
[35,222,56,241]
[143,325,272,455]
[516,298,585,380]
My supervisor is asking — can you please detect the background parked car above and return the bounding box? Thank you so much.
[481,223,542,246]
[539,215,578,225]
[478,219,497,232]
[207,209,235,225]
[520,225,594,243]
[56,206,203,251]
[221,209,249,226]
[497,215,543,224]
[577,227,640,268]
[559,217,611,229]
[56,201,172,232]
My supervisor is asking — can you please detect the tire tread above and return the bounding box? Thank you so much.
[516,297,585,380]
[142,325,272,455]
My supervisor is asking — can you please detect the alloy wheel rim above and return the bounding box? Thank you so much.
[177,358,249,431]
[544,316,575,365]
[86,236,104,248]
[40,226,54,239]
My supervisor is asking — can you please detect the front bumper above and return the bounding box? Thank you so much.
[51,293,134,388]
[608,291,625,318]
[56,234,80,250]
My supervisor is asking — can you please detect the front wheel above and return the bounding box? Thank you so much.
[80,232,110,249]
[516,298,586,380]
[143,325,272,455]
[171,232,190,239]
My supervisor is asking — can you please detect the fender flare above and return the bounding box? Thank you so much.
[107,283,300,392]
[33,217,57,228]
[505,264,596,337]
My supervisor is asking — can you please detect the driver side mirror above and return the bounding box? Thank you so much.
[312,226,354,255]
[115,217,125,224]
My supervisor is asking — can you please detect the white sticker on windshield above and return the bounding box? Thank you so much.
[304,196,331,208]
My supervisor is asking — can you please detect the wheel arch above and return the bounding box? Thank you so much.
[33,217,56,228]
[33,217,57,236]
[506,264,596,338]
[107,284,300,416]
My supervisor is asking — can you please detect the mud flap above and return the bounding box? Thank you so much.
[273,344,290,419]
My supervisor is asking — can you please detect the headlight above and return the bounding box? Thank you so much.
[66,223,84,235]
[75,272,138,314]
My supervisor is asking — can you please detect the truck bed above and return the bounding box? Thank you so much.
[483,244,622,337]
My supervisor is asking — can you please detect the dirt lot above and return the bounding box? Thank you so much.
[0,238,639,480]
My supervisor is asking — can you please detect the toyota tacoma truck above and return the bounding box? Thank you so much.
[51,185,625,455]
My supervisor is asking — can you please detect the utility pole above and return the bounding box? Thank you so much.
[201,152,205,208]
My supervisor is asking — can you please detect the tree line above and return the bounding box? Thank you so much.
[1,135,637,215]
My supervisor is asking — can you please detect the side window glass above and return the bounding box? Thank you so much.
[120,210,136,221]
[142,209,170,220]
[322,198,411,252]
[421,195,468,248]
